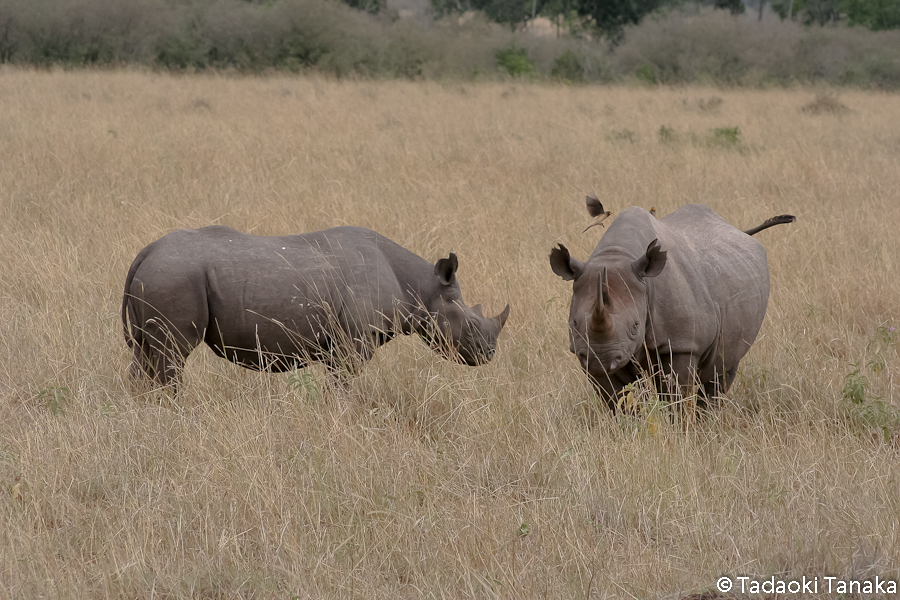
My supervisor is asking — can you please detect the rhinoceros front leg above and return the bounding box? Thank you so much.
[314,329,378,390]
[654,351,708,410]
[588,369,636,412]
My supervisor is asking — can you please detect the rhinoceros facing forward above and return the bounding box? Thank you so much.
[550,204,794,410]
[123,226,510,391]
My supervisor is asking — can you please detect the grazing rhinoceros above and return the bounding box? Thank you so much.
[549,204,794,410]
[123,225,510,391]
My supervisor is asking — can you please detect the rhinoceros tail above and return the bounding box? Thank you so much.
[743,214,796,237]
[122,245,151,349]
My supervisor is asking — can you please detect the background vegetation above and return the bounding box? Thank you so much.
[0,0,898,87]
[1,69,899,598]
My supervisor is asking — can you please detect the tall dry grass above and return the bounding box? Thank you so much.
[1,68,899,598]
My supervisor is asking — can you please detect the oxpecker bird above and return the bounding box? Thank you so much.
[582,194,612,233]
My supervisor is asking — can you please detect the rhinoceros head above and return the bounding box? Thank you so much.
[550,240,667,382]
[422,253,511,366]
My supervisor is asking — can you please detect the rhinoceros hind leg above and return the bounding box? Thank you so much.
[129,318,200,393]
[698,366,738,409]
[722,367,738,394]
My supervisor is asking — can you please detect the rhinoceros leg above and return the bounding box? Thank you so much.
[589,371,634,412]
[653,352,705,407]
[661,353,745,411]
[722,367,738,394]
[321,332,375,376]
[130,317,203,393]
[699,366,738,406]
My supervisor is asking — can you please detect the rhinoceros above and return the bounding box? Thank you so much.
[549,204,794,410]
[123,225,510,391]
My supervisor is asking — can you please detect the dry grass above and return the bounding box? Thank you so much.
[1,68,899,598]
[801,93,852,115]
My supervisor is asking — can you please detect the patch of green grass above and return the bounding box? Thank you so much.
[39,385,69,416]
[658,125,678,143]
[288,371,322,402]
[606,129,637,143]
[706,126,741,148]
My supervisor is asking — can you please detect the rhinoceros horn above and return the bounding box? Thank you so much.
[494,304,511,329]
[590,267,613,334]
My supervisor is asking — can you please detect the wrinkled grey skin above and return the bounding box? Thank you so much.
[123,226,510,391]
[550,204,791,410]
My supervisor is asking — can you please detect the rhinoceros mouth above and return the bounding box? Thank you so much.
[578,346,629,377]
[416,311,500,366]
[458,346,494,366]
[418,331,485,365]
[428,342,491,366]
[586,361,636,391]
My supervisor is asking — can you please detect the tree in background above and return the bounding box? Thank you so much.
[538,0,582,37]
[714,0,745,14]
[771,0,900,28]
[342,0,387,13]
[431,0,536,27]
[771,0,841,23]
[430,0,672,38]
[842,0,900,30]
[574,0,659,39]
[432,0,753,39]
[475,0,535,27]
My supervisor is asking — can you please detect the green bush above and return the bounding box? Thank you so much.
[551,50,584,82]
[383,20,435,79]
[494,44,535,77]
[635,63,657,83]
[616,7,900,88]
[842,361,900,442]
[156,32,210,70]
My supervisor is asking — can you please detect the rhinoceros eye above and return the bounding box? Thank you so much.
[630,321,639,336]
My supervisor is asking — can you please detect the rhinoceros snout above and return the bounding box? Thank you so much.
[577,350,588,370]
[470,344,496,365]
[606,352,629,373]
[578,348,626,375]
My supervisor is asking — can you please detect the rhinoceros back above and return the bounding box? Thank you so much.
[123,225,411,371]
[655,204,770,368]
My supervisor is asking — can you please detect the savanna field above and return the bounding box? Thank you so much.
[1,69,899,598]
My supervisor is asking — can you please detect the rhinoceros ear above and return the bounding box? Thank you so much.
[633,239,667,279]
[435,253,459,286]
[550,244,585,281]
